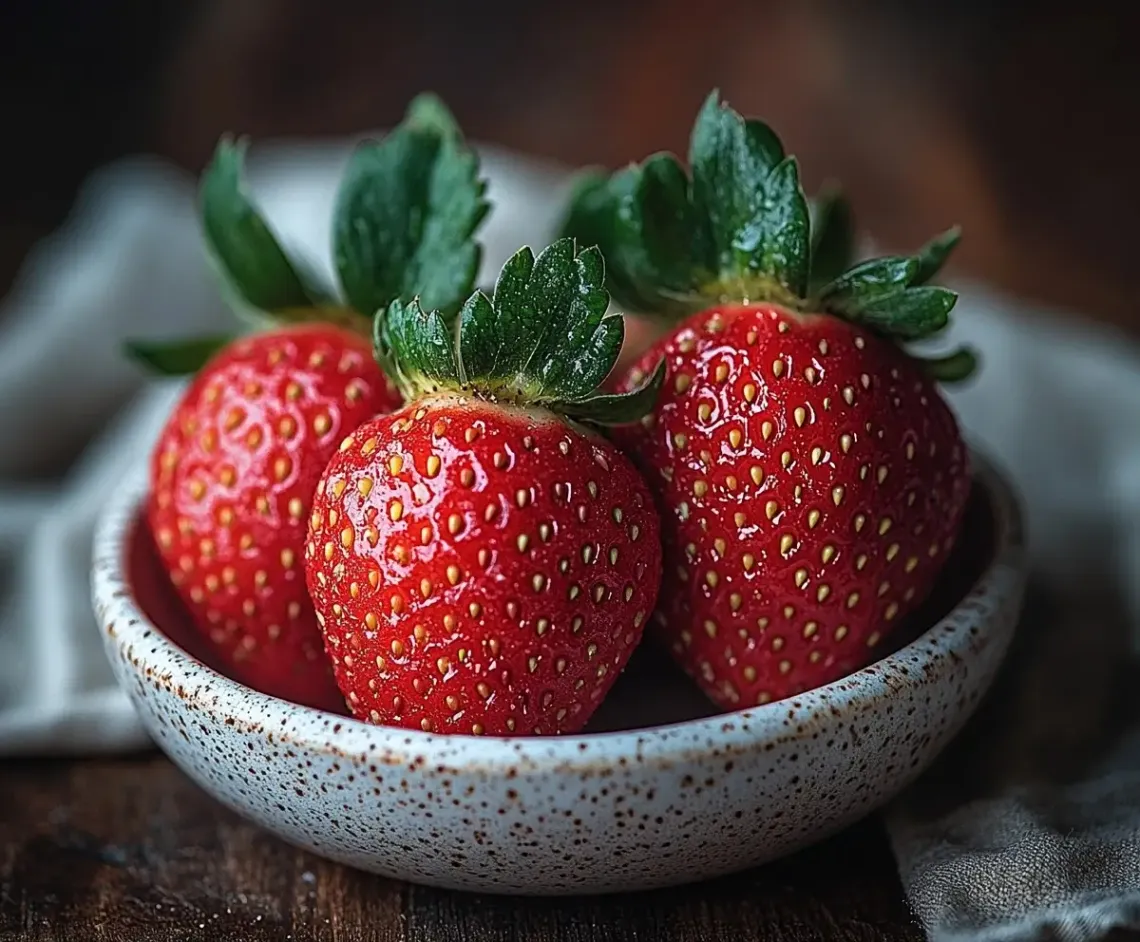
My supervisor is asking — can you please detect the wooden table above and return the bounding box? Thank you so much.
[0,755,922,941]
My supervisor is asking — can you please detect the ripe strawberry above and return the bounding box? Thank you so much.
[616,304,969,706]
[147,325,401,708]
[303,238,665,735]
[131,93,488,708]
[562,90,976,708]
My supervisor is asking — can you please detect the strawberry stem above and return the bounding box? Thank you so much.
[374,237,665,426]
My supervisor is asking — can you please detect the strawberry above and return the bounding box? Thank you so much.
[146,325,401,708]
[303,238,665,735]
[562,91,976,708]
[131,94,489,708]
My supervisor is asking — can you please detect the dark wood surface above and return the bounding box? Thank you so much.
[0,755,921,942]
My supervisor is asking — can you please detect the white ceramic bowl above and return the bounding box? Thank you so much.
[91,451,1026,895]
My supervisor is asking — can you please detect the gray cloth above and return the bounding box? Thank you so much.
[887,580,1140,941]
[887,294,1140,941]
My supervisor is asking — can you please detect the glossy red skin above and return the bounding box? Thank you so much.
[615,303,970,708]
[303,396,662,736]
[147,323,402,711]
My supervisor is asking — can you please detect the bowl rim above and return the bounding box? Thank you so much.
[92,449,1026,773]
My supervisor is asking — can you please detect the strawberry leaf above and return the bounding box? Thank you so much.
[375,238,662,425]
[124,335,235,376]
[728,154,810,297]
[563,91,813,316]
[913,345,978,382]
[818,249,960,341]
[403,91,464,138]
[689,91,813,299]
[636,90,811,299]
[819,256,919,304]
[689,92,786,265]
[458,240,617,402]
[912,226,961,284]
[555,358,667,425]
[200,138,334,314]
[840,286,958,340]
[555,168,611,245]
[554,168,661,312]
[374,297,458,395]
[626,155,714,302]
[333,93,489,323]
[568,157,711,318]
[808,187,855,294]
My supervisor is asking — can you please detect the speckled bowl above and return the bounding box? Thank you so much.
[91,451,1026,895]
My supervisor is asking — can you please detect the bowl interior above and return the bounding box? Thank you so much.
[125,477,998,735]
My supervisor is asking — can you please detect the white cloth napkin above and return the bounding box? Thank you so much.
[1,139,1137,940]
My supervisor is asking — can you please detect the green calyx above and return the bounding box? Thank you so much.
[374,237,665,426]
[332,93,488,325]
[558,90,976,382]
[127,92,489,377]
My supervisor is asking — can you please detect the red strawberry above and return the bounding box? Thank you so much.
[132,93,489,708]
[303,239,665,735]
[615,305,969,706]
[147,324,401,708]
[561,90,976,708]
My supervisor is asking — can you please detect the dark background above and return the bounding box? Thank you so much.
[1,1,1137,333]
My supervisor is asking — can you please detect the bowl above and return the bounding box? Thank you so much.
[91,450,1027,895]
